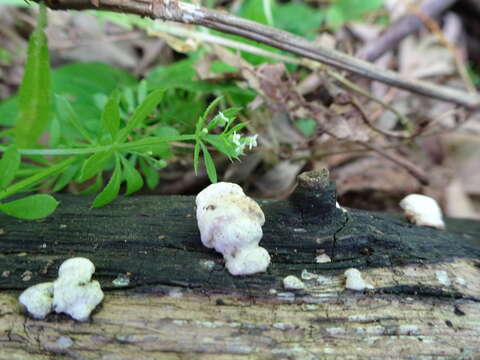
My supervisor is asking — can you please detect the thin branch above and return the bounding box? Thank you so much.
[357,141,430,185]
[40,0,480,109]
[350,97,416,139]
[357,0,457,62]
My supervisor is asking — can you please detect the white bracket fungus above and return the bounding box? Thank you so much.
[196,182,270,276]
[399,194,445,230]
[19,257,104,321]
[344,268,374,291]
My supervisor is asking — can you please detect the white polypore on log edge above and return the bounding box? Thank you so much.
[196,182,270,275]
[399,194,445,230]
[19,257,104,321]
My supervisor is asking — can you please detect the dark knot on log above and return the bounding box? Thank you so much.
[290,168,339,222]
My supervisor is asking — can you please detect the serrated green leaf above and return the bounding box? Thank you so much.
[79,150,112,182]
[55,95,92,142]
[92,156,121,208]
[200,142,217,183]
[0,145,20,189]
[139,158,159,190]
[15,3,51,147]
[101,95,120,139]
[121,156,144,196]
[0,194,58,220]
[118,89,164,142]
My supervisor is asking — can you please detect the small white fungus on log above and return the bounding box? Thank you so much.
[344,268,374,291]
[53,258,104,321]
[19,257,103,321]
[399,194,445,230]
[196,182,270,276]
[18,282,54,319]
[315,253,332,263]
[283,275,305,290]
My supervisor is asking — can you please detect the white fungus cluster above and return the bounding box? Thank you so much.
[196,182,270,276]
[344,268,374,291]
[283,275,305,290]
[19,257,104,321]
[399,194,445,230]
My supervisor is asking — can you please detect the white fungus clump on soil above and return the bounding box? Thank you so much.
[399,194,445,230]
[344,268,374,291]
[19,257,104,321]
[196,182,270,276]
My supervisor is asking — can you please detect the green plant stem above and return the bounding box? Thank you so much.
[118,135,197,151]
[0,135,197,156]
[0,156,77,201]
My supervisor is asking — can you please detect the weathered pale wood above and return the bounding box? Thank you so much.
[1,266,479,360]
[0,170,479,358]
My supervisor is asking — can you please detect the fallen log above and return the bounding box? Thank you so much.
[0,170,479,359]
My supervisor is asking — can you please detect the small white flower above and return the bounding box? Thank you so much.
[217,112,229,127]
[234,144,245,156]
[230,132,242,146]
[245,134,258,150]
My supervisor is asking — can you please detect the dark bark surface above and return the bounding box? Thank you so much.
[1,171,479,299]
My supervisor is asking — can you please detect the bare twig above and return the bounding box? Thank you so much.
[40,0,480,108]
[357,0,457,62]
[349,97,416,139]
[357,141,430,185]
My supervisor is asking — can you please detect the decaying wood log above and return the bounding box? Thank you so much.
[1,170,479,359]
